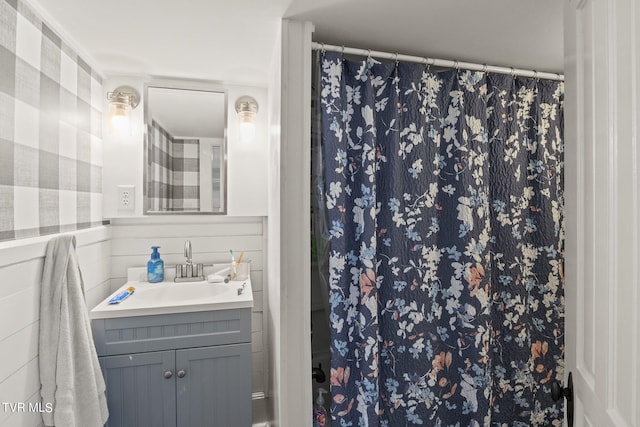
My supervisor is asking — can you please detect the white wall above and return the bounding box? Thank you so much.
[266,20,282,426]
[107,216,268,396]
[0,227,112,427]
[102,79,268,218]
[276,20,314,427]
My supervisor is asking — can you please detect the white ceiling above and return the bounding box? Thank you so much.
[147,87,225,139]
[31,0,563,86]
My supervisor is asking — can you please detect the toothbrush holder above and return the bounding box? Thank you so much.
[232,261,251,281]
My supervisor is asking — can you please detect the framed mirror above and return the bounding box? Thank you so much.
[144,83,227,214]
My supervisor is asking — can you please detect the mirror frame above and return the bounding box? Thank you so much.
[143,80,228,215]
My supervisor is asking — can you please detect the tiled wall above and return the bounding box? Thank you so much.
[0,0,104,242]
[147,120,172,210]
[147,120,200,211]
[170,138,200,211]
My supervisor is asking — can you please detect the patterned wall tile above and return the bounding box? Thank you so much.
[0,46,16,96]
[13,99,38,147]
[147,121,201,211]
[0,185,14,240]
[0,139,12,186]
[15,14,40,70]
[0,92,13,140]
[0,0,105,242]
[15,57,39,106]
[59,189,76,226]
[13,186,38,232]
[14,143,38,187]
[0,1,17,53]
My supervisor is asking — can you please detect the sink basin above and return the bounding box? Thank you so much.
[90,276,253,319]
[150,282,229,302]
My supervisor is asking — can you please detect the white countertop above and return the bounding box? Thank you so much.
[90,266,253,319]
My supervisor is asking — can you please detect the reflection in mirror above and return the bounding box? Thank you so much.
[145,85,226,214]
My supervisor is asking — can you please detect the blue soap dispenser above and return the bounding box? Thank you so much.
[147,246,164,283]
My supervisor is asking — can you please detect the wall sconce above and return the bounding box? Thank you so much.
[235,96,258,143]
[107,86,140,135]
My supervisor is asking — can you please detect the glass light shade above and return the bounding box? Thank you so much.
[109,101,132,135]
[107,86,139,136]
[235,96,258,143]
[239,120,256,143]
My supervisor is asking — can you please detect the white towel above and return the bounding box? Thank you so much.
[39,235,109,427]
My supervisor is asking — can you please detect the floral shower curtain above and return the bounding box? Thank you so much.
[320,51,564,426]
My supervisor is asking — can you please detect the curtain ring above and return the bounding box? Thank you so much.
[320,43,326,54]
[394,52,399,67]
[510,67,516,77]
[454,60,460,71]
[422,58,430,73]
[367,49,372,61]
[533,70,539,81]
[482,64,488,73]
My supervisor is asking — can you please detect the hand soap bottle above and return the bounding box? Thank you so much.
[147,246,164,283]
[312,388,328,427]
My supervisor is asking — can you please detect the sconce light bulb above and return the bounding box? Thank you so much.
[239,121,256,143]
[111,114,130,134]
[107,86,139,136]
[235,96,258,143]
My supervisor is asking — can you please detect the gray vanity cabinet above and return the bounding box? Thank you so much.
[100,350,176,427]
[176,344,251,426]
[92,309,251,427]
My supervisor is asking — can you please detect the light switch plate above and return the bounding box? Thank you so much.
[117,185,135,211]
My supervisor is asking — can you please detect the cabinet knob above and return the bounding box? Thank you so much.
[163,370,173,379]
[177,370,186,378]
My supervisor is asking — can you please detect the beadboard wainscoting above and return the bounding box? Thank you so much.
[0,226,112,427]
[108,216,269,397]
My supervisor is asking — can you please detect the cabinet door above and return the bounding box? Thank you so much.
[176,343,251,427]
[100,350,176,427]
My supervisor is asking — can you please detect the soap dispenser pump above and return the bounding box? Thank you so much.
[313,388,328,427]
[147,246,164,283]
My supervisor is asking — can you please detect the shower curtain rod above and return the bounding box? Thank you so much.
[312,42,564,81]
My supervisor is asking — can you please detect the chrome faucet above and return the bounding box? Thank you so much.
[184,240,192,265]
[175,240,203,282]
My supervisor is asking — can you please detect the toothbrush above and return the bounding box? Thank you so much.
[236,251,244,265]
[230,249,237,279]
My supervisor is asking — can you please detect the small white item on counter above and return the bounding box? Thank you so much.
[207,274,229,283]
[207,266,231,283]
